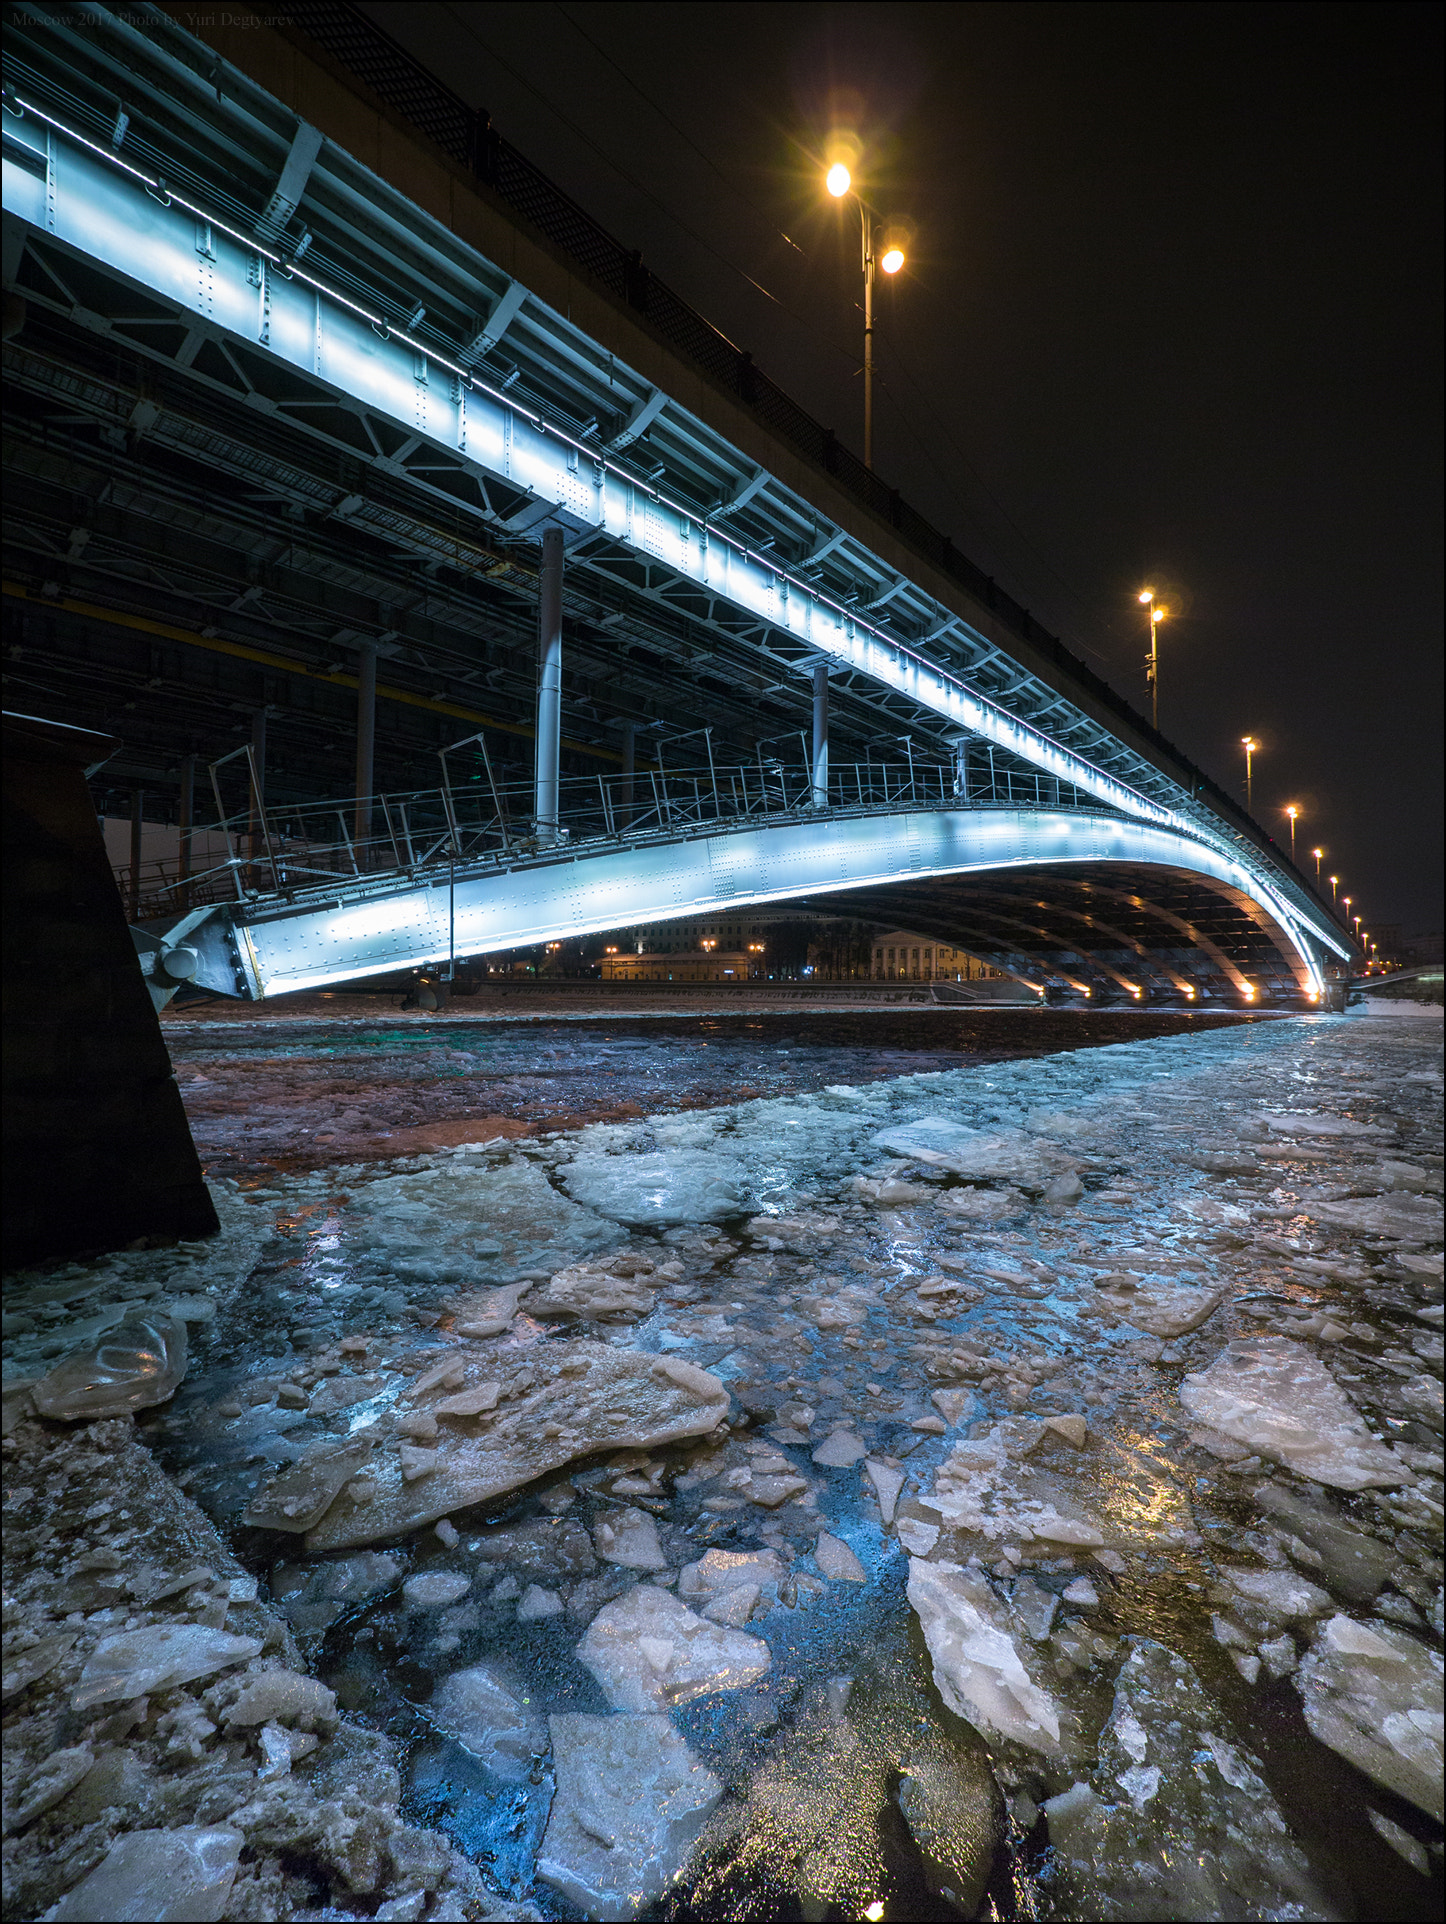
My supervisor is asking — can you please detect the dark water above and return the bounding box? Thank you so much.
[166,1008,1273,1179]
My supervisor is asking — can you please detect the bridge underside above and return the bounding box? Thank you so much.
[805,863,1306,1002]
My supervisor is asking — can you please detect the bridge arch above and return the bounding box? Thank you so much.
[192,804,1341,1005]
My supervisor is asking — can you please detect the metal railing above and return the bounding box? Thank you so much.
[117,751,1098,920]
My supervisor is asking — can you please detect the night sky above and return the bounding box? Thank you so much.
[361,0,1443,937]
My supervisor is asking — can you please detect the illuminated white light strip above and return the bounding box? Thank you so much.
[4,92,1348,972]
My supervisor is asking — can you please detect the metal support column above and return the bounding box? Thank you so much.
[128,786,143,922]
[811,662,830,808]
[249,707,267,882]
[619,719,635,831]
[535,525,563,844]
[177,753,194,908]
[355,641,377,856]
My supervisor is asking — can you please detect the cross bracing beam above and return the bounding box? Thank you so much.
[144,803,1340,1004]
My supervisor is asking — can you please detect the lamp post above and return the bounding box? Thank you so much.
[1138,589,1167,731]
[826,159,906,471]
[1241,736,1257,814]
[1329,874,1338,901]
[1285,805,1299,858]
[1312,847,1324,879]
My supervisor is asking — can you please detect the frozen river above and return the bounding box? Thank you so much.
[3,1001,1441,1922]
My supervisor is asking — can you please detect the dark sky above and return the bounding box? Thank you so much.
[361,0,1443,936]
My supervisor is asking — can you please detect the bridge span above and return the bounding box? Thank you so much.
[2,4,1355,1008]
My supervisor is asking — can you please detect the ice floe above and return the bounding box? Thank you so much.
[538,1713,723,1921]
[1295,1614,1444,1820]
[1179,1336,1416,1490]
[1043,1638,1330,1920]
[907,1558,1061,1752]
[576,1583,771,1711]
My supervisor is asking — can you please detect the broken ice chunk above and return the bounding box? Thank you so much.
[518,1584,565,1620]
[1179,1337,1417,1490]
[538,1713,723,1921]
[811,1429,867,1467]
[1045,1638,1329,1919]
[864,1459,906,1525]
[428,1662,546,1779]
[577,1584,770,1712]
[48,1826,243,1924]
[1311,1194,1444,1240]
[1220,1566,1331,1629]
[561,1150,747,1225]
[1093,1276,1223,1339]
[677,1548,787,1611]
[1295,1614,1445,1820]
[243,1439,374,1533]
[223,1669,336,1730]
[594,1508,667,1571]
[72,1626,262,1713]
[814,1533,867,1582]
[401,1571,472,1609]
[32,1312,188,1422]
[303,1340,728,1553]
[872,1117,1064,1188]
[907,1559,1061,1753]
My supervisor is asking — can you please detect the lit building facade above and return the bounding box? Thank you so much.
[870,930,999,981]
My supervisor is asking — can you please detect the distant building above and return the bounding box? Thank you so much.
[599,948,757,982]
[871,931,999,982]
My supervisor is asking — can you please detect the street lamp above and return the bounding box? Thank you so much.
[1138,589,1167,731]
[1312,847,1324,879]
[1285,804,1299,858]
[825,157,906,471]
[1328,874,1338,901]
[1241,736,1258,814]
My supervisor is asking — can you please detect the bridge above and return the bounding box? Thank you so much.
[1,3,1356,1011]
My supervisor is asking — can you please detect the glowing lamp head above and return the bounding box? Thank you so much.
[1151,606,1166,624]
[880,245,905,273]
[1138,588,1155,603]
[1286,805,1299,819]
[826,162,851,197]
[1242,984,1256,999]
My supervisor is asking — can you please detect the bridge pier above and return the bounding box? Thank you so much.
[535,525,564,844]
[811,663,830,808]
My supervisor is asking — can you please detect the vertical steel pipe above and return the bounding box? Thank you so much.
[535,525,563,843]
[619,718,635,831]
[354,641,377,855]
[177,753,194,907]
[128,786,143,922]
[811,662,830,808]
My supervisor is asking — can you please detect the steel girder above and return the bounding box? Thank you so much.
[149,804,1337,1004]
